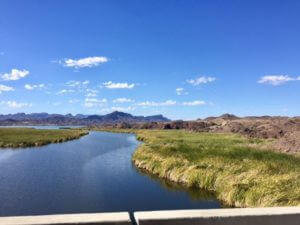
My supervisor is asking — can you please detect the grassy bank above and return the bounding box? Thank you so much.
[96,128,300,207]
[0,128,88,148]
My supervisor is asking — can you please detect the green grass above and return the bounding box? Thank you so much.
[97,128,300,207]
[0,128,88,148]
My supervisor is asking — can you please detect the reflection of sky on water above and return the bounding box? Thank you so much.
[0,130,221,216]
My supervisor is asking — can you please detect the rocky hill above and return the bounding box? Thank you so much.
[97,114,300,154]
[0,111,170,126]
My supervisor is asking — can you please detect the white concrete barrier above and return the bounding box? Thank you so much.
[2,207,300,225]
[0,212,131,225]
[135,207,300,225]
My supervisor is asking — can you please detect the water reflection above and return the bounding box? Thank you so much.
[0,131,221,216]
[134,166,218,202]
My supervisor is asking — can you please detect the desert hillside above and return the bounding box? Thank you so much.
[95,114,300,154]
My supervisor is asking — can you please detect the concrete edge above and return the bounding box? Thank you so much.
[0,212,131,225]
[2,207,300,225]
[134,207,300,225]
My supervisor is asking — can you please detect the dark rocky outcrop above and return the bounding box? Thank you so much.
[0,111,170,126]
[96,114,300,153]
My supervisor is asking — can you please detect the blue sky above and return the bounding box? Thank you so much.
[0,0,300,120]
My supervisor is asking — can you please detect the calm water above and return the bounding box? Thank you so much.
[0,131,221,216]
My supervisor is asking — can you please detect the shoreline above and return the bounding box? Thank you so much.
[95,128,300,208]
[0,128,89,149]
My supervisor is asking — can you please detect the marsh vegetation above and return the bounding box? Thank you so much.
[97,129,300,207]
[0,128,88,148]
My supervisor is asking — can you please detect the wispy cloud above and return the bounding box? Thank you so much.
[0,84,14,93]
[24,84,46,90]
[0,101,32,108]
[187,76,216,86]
[112,98,134,103]
[85,98,107,103]
[100,106,135,113]
[176,88,184,95]
[61,56,108,68]
[57,89,75,95]
[85,92,97,97]
[176,87,188,95]
[111,106,135,112]
[135,99,207,107]
[183,100,206,106]
[258,75,300,86]
[66,80,90,88]
[102,81,135,89]
[85,88,98,97]
[83,98,107,108]
[68,99,80,104]
[1,69,29,81]
[65,80,92,95]
[137,100,176,106]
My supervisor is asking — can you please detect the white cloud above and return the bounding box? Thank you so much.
[85,88,98,97]
[176,88,184,95]
[24,84,45,90]
[66,80,90,88]
[82,80,90,85]
[112,98,134,103]
[137,100,176,107]
[187,76,216,86]
[1,69,29,81]
[62,56,108,68]
[176,87,188,95]
[84,103,99,108]
[100,106,135,113]
[0,84,14,93]
[84,98,107,108]
[1,101,32,108]
[111,106,135,112]
[258,75,300,86]
[85,98,107,103]
[57,89,75,95]
[85,92,97,97]
[66,81,80,87]
[183,100,206,106]
[102,81,135,89]
[68,99,80,104]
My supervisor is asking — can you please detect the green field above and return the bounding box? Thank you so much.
[0,128,88,148]
[98,129,300,207]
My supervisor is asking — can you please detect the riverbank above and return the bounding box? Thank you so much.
[96,115,300,154]
[0,128,88,148]
[95,128,300,207]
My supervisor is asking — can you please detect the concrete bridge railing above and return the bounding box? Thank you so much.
[135,207,300,225]
[1,207,300,225]
[0,212,132,225]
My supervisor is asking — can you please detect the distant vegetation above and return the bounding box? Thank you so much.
[0,128,88,148]
[97,128,300,207]
[95,114,300,154]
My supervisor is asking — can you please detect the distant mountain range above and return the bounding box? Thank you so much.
[0,111,170,126]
